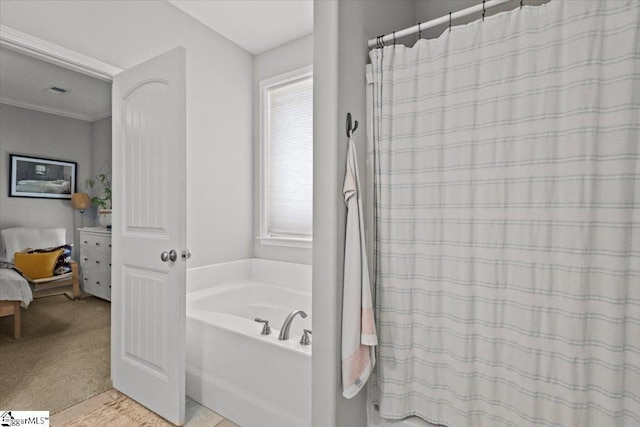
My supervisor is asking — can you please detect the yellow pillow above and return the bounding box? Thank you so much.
[14,249,64,280]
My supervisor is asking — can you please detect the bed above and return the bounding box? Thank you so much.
[16,179,71,194]
[0,257,34,339]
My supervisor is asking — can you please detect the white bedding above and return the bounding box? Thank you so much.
[0,252,33,308]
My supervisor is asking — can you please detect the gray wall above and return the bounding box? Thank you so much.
[313,2,415,426]
[0,104,94,252]
[253,34,313,265]
[91,116,112,185]
[83,115,113,223]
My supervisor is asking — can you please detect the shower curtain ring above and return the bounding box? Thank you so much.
[449,12,452,32]
[418,22,421,40]
[393,31,396,45]
[520,0,524,8]
[482,0,486,21]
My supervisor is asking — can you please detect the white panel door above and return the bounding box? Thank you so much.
[111,47,186,425]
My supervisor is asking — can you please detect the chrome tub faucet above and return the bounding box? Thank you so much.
[279,310,307,340]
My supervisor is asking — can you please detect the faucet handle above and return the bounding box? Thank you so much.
[254,318,271,335]
[300,329,312,345]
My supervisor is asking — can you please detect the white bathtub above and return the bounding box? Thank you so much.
[186,259,312,427]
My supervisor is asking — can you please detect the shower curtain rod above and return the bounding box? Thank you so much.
[367,0,513,49]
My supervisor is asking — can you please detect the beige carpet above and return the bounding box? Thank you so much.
[63,395,172,427]
[0,295,112,414]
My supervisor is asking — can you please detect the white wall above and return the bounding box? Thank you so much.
[0,104,94,252]
[0,0,254,268]
[253,34,313,265]
[313,2,415,426]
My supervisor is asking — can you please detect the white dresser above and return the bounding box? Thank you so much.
[79,227,112,301]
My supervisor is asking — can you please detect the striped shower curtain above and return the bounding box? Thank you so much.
[369,1,639,426]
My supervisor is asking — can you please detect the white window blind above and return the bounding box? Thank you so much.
[265,74,313,240]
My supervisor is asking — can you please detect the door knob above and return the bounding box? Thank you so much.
[161,250,179,262]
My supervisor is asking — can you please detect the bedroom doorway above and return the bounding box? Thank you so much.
[0,26,189,425]
[0,39,114,413]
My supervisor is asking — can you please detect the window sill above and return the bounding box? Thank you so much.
[257,236,312,249]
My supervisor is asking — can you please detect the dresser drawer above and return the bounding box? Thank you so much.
[80,234,111,253]
[78,228,112,302]
[82,269,111,301]
[80,249,112,269]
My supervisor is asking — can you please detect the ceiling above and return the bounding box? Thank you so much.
[0,46,111,122]
[0,1,313,120]
[167,0,313,55]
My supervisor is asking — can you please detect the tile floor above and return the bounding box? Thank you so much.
[50,389,240,427]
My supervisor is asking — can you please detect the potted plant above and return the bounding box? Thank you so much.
[86,173,112,228]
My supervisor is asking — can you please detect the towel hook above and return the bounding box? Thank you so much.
[346,113,358,138]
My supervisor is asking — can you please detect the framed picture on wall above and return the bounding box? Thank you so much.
[9,154,77,200]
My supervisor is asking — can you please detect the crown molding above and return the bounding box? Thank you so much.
[1,98,110,123]
[0,25,122,81]
[88,110,113,122]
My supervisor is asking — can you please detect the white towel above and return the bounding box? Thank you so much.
[342,136,377,399]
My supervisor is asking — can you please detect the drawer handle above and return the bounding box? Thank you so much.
[84,278,88,281]
[83,240,88,244]
[83,258,88,261]
[96,242,100,246]
[96,261,100,264]
[96,281,100,285]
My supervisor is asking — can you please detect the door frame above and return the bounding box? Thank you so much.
[0,20,122,383]
[2,22,190,422]
[2,26,190,424]
[0,25,122,81]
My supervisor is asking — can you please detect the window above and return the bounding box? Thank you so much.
[259,66,313,248]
